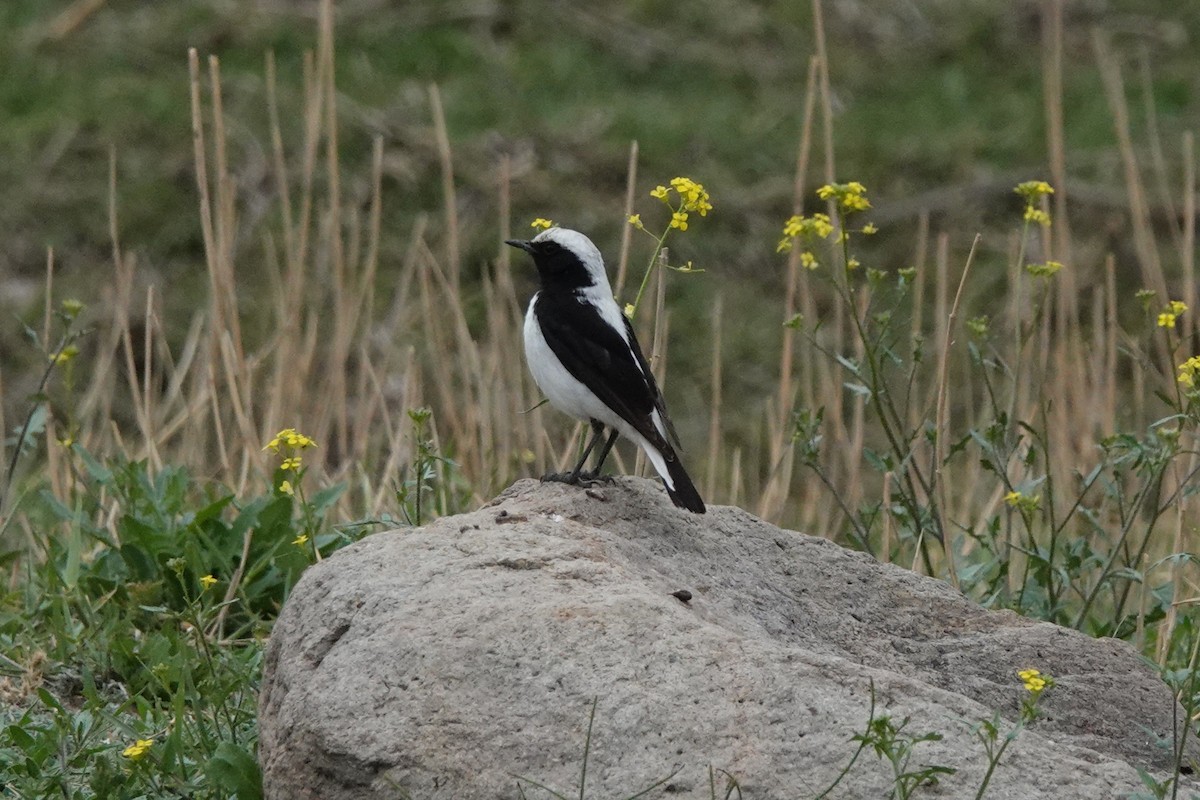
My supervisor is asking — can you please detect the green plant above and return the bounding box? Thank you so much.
[852,709,956,799]
[0,429,363,797]
[395,408,467,527]
[2,297,90,518]
[512,698,681,800]
[971,669,1055,800]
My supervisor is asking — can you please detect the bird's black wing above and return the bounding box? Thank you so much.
[534,293,669,448]
[622,314,682,449]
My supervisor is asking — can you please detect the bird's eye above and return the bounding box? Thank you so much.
[541,242,561,254]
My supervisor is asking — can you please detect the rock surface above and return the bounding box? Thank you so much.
[259,477,1185,799]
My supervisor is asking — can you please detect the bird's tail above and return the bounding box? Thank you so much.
[635,432,706,513]
[663,455,706,513]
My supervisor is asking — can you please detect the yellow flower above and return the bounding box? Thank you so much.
[847,258,861,271]
[264,428,317,453]
[1026,261,1064,278]
[800,251,818,270]
[817,181,871,212]
[293,533,309,547]
[650,185,669,200]
[279,479,294,496]
[1014,180,1055,200]
[1158,301,1186,328]
[61,299,85,317]
[1178,356,1200,388]
[1005,490,1040,512]
[200,574,218,590]
[50,344,79,365]
[862,223,878,235]
[623,303,635,319]
[1023,207,1051,226]
[778,212,836,253]
[1018,668,1053,694]
[280,456,302,471]
[530,218,554,231]
[967,316,989,336]
[1016,182,1055,226]
[122,739,153,760]
[670,177,713,216]
[627,213,643,229]
[670,211,689,231]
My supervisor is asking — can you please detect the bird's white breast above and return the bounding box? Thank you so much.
[523,293,623,428]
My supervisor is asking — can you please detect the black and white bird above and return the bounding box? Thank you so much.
[506,227,705,513]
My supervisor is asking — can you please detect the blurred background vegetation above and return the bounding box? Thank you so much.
[4,0,1198,412]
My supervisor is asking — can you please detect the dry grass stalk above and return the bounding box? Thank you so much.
[615,141,639,296]
[705,295,724,501]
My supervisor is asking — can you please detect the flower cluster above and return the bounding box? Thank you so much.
[264,428,317,491]
[1017,668,1054,722]
[1178,356,1200,389]
[1004,490,1040,513]
[1157,300,1188,329]
[264,428,316,452]
[1018,668,1054,696]
[50,344,80,365]
[777,212,834,257]
[1026,260,1064,278]
[778,182,877,262]
[817,181,871,213]
[122,738,153,760]
[530,218,554,231]
[1015,180,1054,226]
[645,176,713,232]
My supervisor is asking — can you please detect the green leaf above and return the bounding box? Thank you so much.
[309,482,348,515]
[206,741,264,800]
[74,444,112,482]
[844,381,872,398]
[863,448,892,473]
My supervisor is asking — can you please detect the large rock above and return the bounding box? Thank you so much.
[259,477,1185,799]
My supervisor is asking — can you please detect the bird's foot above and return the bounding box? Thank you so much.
[539,470,615,487]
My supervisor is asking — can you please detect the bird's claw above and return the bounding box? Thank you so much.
[539,470,614,487]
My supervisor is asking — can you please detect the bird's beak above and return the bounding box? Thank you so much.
[505,238,535,254]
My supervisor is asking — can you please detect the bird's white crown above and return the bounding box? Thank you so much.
[532,227,611,289]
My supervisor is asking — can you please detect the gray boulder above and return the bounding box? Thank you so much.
[259,477,1185,799]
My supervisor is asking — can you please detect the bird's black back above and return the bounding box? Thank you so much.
[533,290,676,449]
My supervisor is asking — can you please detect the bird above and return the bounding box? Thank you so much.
[506,227,706,513]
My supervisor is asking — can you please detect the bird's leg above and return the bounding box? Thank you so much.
[542,421,606,485]
[580,428,619,484]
